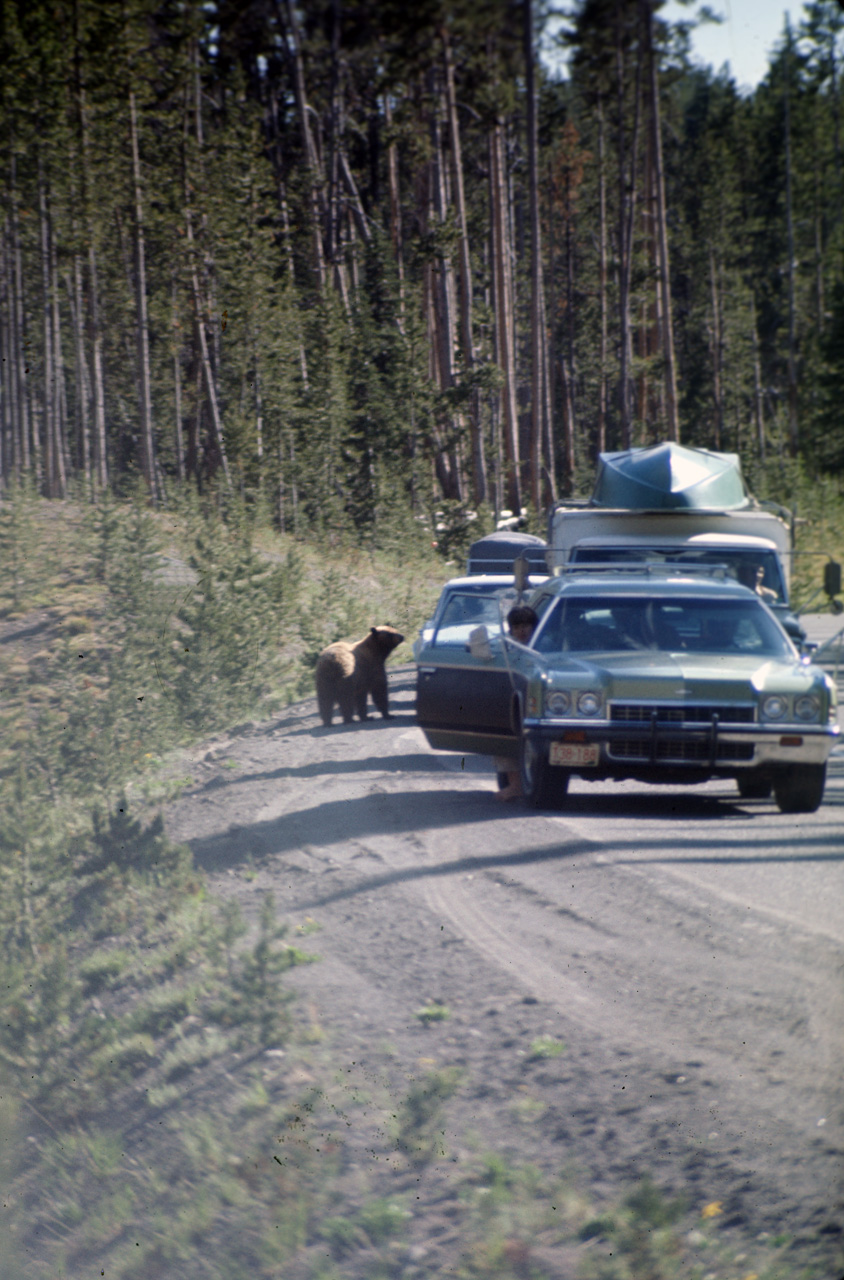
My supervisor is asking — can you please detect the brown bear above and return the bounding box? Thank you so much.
[315,625,404,726]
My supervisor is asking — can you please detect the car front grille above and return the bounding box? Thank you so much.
[610,702,755,725]
[608,738,755,763]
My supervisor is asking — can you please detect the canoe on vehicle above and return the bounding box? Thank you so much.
[591,443,749,511]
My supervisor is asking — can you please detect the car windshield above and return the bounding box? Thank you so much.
[570,547,785,602]
[430,592,506,648]
[532,595,793,658]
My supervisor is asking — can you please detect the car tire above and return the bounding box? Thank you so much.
[773,763,826,814]
[520,734,569,809]
[736,772,773,800]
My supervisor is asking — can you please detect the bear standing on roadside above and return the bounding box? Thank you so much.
[315,625,404,727]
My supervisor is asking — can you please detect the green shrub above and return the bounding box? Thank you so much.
[415,1000,450,1024]
[131,984,200,1036]
[527,1035,565,1060]
[394,1068,461,1166]
[89,1033,156,1081]
[78,949,132,994]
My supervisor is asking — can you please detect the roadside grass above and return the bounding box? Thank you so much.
[414,1000,451,1025]
[0,488,444,1278]
[0,488,444,802]
[527,1034,565,1060]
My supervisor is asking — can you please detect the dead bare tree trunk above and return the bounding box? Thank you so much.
[709,248,723,449]
[87,237,108,490]
[616,0,642,449]
[48,202,68,495]
[442,25,485,505]
[171,277,185,483]
[784,22,799,456]
[129,88,157,500]
[490,115,521,516]
[751,292,765,463]
[429,71,457,394]
[67,250,92,487]
[278,0,327,292]
[185,206,232,492]
[524,0,550,513]
[268,88,310,388]
[37,153,56,497]
[429,67,463,501]
[74,0,107,490]
[2,211,22,479]
[538,283,557,504]
[13,183,34,480]
[596,95,609,457]
[383,92,406,328]
[181,72,231,491]
[643,0,679,442]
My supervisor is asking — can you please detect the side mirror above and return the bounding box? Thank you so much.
[824,560,842,598]
[513,555,530,595]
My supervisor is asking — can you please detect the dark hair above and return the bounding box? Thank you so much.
[507,605,538,629]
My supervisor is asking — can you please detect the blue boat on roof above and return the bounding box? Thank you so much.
[591,443,749,511]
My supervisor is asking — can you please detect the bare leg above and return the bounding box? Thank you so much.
[495,769,522,801]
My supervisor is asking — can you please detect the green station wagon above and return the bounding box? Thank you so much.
[415,569,839,813]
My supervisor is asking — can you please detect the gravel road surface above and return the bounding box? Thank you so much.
[165,665,844,1276]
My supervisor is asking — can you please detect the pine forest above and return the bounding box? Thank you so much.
[2,0,844,537]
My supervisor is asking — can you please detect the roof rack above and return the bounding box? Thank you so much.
[550,560,735,580]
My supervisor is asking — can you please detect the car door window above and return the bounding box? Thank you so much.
[431,594,505,649]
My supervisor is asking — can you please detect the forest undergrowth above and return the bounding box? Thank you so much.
[0,484,840,1280]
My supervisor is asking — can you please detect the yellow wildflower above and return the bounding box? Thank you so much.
[701,1201,723,1219]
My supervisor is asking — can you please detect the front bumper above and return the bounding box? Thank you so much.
[522,716,838,771]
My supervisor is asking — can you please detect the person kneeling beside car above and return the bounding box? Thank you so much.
[494,605,538,802]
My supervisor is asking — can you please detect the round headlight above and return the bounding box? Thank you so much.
[577,691,602,716]
[546,691,570,716]
[794,694,820,722]
[761,694,788,720]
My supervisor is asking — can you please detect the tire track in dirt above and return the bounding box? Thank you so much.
[420,869,630,1043]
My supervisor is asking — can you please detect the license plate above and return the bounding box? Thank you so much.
[550,741,600,767]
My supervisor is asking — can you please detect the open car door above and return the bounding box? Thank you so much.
[415,585,531,760]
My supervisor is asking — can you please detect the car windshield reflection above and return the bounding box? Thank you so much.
[532,596,793,658]
[431,593,506,648]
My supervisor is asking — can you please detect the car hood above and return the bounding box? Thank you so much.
[541,651,821,697]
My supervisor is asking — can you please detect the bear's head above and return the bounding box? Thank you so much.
[369,625,404,653]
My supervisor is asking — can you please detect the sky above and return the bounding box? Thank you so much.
[543,1,808,92]
[660,0,805,91]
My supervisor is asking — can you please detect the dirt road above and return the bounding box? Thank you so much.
[165,667,844,1276]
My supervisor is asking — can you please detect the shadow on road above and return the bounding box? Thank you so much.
[186,780,844,896]
[188,751,445,797]
[245,710,419,742]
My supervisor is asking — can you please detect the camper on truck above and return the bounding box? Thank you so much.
[546,443,805,643]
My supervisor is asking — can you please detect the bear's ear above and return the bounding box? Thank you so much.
[370,626,378,635]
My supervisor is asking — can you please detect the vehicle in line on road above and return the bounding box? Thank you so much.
[547,442,809,642]
[415,567,839,813]
[465,530,550,576]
